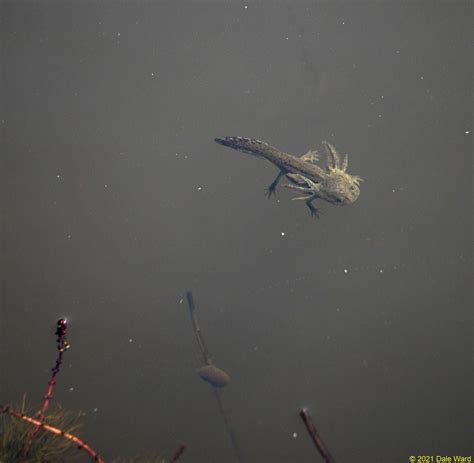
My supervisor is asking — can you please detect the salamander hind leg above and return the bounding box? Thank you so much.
[300,149,319,163]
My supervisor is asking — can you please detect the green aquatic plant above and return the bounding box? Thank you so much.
[0,403,83,463]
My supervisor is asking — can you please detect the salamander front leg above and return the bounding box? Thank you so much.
[266,170,286,198]
[290,194,320,218]
[305,198,320,218]
[284,175,321,218]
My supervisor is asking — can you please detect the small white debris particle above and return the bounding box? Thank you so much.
[129,338,133,343]
[197,186,202,191]
[379,269,384,274]
[179,298,184,304]
[67,234,72,239]
[69,387,74,392]
[292,432,298,438]
[465,130,470,134]
[420,76,424,80]
[104,184,108,188]
[244,5,248,8]
[56,174,61,179]
[378,114,382,118]
[280,232,285,236]
[93,407,99,413]
[343,268,348,274]
[117,32,121,37]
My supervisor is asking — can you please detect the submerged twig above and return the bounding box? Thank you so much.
[299,407,336,463]
[185,291,243,463]
[212,388,243,463]
[185,291,210,365]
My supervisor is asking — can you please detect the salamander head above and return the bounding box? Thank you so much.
[325,170,361,205]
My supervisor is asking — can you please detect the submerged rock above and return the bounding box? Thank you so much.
[197,364,230,388]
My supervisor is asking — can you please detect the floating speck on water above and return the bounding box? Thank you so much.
[280,232,285,236]
[129,338,133,343]
[292,432,298,438]
[343,268,348,274]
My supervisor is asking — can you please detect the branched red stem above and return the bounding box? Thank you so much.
[1,405,104,463]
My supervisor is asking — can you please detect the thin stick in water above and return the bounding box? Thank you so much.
[170,442,187,462]
[299,407,336,463]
